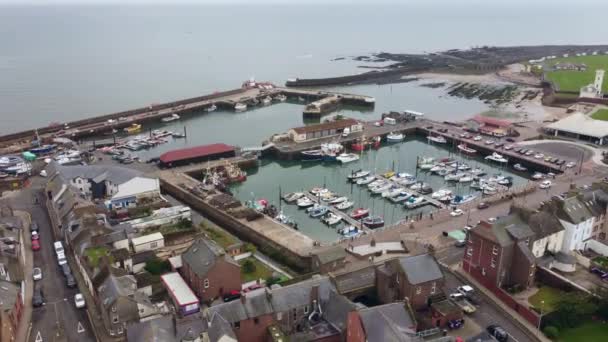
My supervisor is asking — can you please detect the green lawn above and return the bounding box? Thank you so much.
[201,224,238,250]
[544,55,608,93]
[85,246,111,268]
[239,257,274,283]
[591,109,608,121]
[558,321,608,342]
[593,255,608,268]
[528,286,565,313]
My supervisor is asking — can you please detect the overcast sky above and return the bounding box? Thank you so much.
[1,0,606,4]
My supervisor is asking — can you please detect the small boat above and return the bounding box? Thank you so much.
[347,170,370,181]
[459,175,474,183]
[306,203,322,212]
[457,164,471,171]
[310,187,329,195]
[370,183,392,194]
[329,196,348,205]
[298,96,305,102]
[274,94,287,102]
[418,163,434,170]
[485,152,508,163]
[161,113,180,123]
[513,163,528,172]
[470,168,486,176]
[309,206,330,218]
[483,186,497,195]
[457,144,477,154]
[0,172,8,178]
[382,171,396,179]
[283,192,304,203]
[275,211,296,226]
[261,96,272,105]
[432,189,452,199]
[234,102,247,112]
[335,201,354,210]
[445,173,465,182]
[386,132,405,142]
[356,175,376,185]
[382,187,404,198]
[405,196,428,209]
[430,164,445,173]
[451,194,477,205]
[390,192,412,203]
[350,208,370,220]
[124,123,142,134]
[29,144,56,155]
[339,226,361,238]
[172,132,186,138]
[204,104,217,112]
[322,212,342,225]
[362,216,384,229]
[427,135,447,144]
[337,153,360,164]
[301,150,324,162]
[297,197,315,208]
[409,182,425,191]
[418,185,433,195]
[395,175,417,186]
[367,179,386,188]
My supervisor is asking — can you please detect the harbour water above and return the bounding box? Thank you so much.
[230,138,529,243]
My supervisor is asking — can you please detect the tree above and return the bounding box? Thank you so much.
[242,259,256,274]
[543,326,559,339]
[144,257,171,275]
[552,292,598,328]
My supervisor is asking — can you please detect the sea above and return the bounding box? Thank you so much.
[0,2,601,241]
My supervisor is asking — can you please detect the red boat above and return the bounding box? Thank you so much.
[350,208,370,220]
[351,136,381,151]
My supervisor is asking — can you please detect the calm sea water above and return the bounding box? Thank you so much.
[1,3,607,133]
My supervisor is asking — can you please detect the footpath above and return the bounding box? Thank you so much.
[14,211,34,342]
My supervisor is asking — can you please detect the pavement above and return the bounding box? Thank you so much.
[4,183,96,342]
[11,210,34,342]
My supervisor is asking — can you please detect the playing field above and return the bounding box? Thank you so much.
[591,109,608,121]
[544,55,608,93]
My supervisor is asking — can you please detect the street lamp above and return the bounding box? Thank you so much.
[538,300,544,331]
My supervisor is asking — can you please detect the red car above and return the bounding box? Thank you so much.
[243,284,263,293]
[31,239,41,251]
[223,290,241,302]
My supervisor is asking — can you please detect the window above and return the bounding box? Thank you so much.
[277,312,283,320]
[492,246,499,255]
[467,248,473,256]
[395,274,400,285]
[482,268,486,276]
[525,238,530,246]
[234,322,240,329]
[491,257,496,268]
[203,279,209,289]
[303,305,309,314]
[112,315,119,324]
[431,282,436,294]
[254,317,259,325]
[150,241,158,248]
[117,326,123,334]
[416,287,422,295]
[112,305,117,313]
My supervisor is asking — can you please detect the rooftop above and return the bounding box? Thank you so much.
[398,254,443,285]
[291,118,358,134]
[161,272,199,306]
[546,112,608,138]
[111,176,159,201]
[358,302,418,342]
[159,143,235,164]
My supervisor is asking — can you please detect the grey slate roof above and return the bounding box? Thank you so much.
[181,238,237,278]
[580,188,608,217]
[98,272,136,308]
[331,265,376,294]
[501,215,535,241]
[323,291,357,332]
[207,311,237,342]
[474,220,514,247]
[516,241,535,264]
[527,211,564,239]
[557,196,594,224]
[315,246,347,265]
[358,302,418,342]
[52,161,142,186]
[132,250,155,265]
[126,313,209,342]
[398,254,443,285]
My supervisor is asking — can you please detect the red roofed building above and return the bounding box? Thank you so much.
[467,115,514,137]
[159,143,236,168]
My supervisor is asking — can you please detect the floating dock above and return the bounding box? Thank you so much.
[300,192,373,233]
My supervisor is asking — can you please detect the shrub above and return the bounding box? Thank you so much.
[543,326,559,339]
[145,257,171,275]
[244,243,257,254]
[242,259,256,274]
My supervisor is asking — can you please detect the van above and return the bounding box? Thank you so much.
[54,241,64,255]
[383,117,396,125]
[342,128,350,137]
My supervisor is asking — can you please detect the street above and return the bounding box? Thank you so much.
[5,187,95,342]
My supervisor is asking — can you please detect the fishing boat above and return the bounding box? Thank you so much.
[124,123,142,134]
[261,96,272,105]
[329,196,348,205]
[29,144,56,155]
[350,208,370,220]
[274,94,287,102]
[356,175,376,185]
[451,194,477,205]
[337,153,360,164]
[386,132,405,142]
[321,143,344,162]
[457,144,477,154]
[204,104,217,112]
[362,216,384,229]
[351,136,381,151]
[338,226,361,238]
[161,113,180,123]
[282,192,304,203]
[427,135,447,144]
[301,150,324,162]
[347,170,371,181]
[234,102,247,112]
[275,211,296,227]
[309,206,330,218]
[297,197,315,208]
[322,212,342,225]
[405,196,428,209]
[485,152,508,163]
[513,163,528,171]
[335,201,354,210]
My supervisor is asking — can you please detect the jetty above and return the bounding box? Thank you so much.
[300,192,373,233]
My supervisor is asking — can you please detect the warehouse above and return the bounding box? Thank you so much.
[287,119,363,142]
[158,143,236,168]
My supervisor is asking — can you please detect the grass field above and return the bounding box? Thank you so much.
[558,321,608,342]
[544,55,608,93]
[240,257,273,283]
[591,109,608,121]
[528,286,565,313]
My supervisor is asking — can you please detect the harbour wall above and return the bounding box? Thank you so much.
[285,67,420,87]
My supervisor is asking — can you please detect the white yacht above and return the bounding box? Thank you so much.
[336,153,360,164]
[234,102,247,112]
[386,132,405,142]
[485,152,508,163]
[161,113,180,123]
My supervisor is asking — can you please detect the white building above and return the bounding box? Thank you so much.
[109,177,162,209]
[579,69,605,98]
[527,211,565,258]
[544,112,608,145]
[131,232,165,253]
[124,206,191,230]
[553,197,596,252]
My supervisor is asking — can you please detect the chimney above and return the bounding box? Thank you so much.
[310,284,319,304]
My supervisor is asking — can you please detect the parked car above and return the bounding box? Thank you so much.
[31,221,39,232]
[33,267,42,281]
[450,209,464,217]
[539,180,552,189]
[494,142,504,148]
[566,161,576,168]
[61,263,72,277]
[31,231,39,240]
[57,251,67,266]
[31,239,40,251]
[33,285,45,307]
[454,240,466,248]
[223,290,241,302]
[487,324,509,342]
[243,284,264,293]
[457,285,475,296]
[66,273,77,288]
[74,293,86,309]
[506,138,515,142]
[477,202,489,209]
[438,128,448,133]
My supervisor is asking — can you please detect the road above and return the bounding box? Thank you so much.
[5,187,95,342]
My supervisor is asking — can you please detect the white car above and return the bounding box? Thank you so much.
[450,209,464,217]
[566,161,576,168]
[534,153,544,159]
[462,225,473,232]
[525,150,534,156]
[457,285,475,296]
[488,217,497,223]
[33,267,42,281]
[485,140,494,145]
[74,293,86,309]
[473,136,482,141]
[539,180,552,189]
[504,145,513,150]
[40,170,47,177]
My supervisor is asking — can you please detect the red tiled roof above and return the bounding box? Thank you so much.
[291,119,358,134]
[471,115,512,128]
[159,143,234,164]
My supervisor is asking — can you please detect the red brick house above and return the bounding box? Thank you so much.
[0,280,23,342]
[180,238,241,303]
[463,215,537,291]
[346,302,418,341]
[376,254,444,310]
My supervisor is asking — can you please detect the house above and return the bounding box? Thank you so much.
[347,302,419,342]
[208,276,355,342]
[510,207,565,258]
[131,232,164,253]
[376,254,444,310]
[0,280,23,342]
[312,246,348,274]
[111,249,155,274]
[579,186,608,241]
[463,215,537,291]
[466,115,514,137]
[125,312,230,342]
[180,238,241,303]
[550,196,595,253]
[287,119,363,143]
[108,176,162,210]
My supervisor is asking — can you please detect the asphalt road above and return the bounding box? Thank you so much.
[6,187,95,342]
